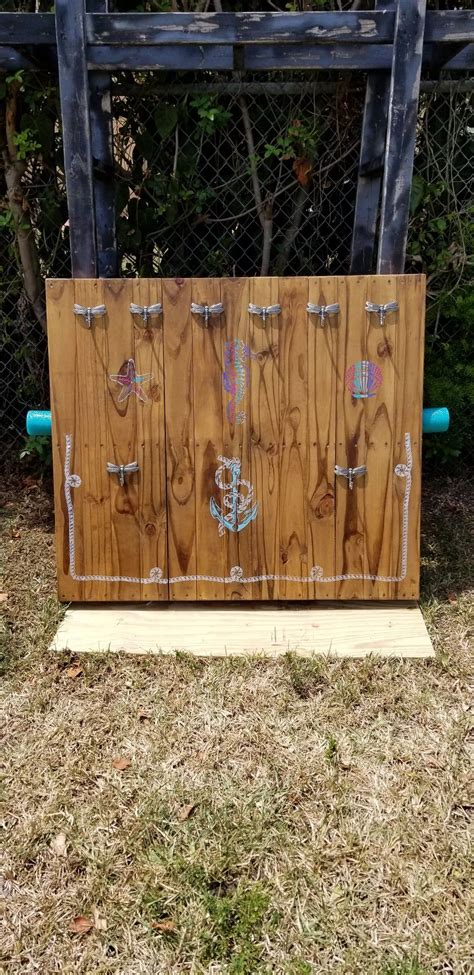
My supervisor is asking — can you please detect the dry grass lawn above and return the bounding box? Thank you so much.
[0,472,472,975]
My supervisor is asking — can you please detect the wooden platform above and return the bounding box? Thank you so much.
[50,602,434,658]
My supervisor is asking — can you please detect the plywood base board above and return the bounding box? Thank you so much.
[50,602,434,658]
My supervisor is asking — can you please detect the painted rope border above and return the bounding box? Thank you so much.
[64,433,412,586]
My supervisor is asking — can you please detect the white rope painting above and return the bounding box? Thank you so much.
[64,433,412,586]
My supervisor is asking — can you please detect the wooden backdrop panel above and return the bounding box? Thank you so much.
[47,275,424,602]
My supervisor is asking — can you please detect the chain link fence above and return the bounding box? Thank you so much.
[1,74,472,459]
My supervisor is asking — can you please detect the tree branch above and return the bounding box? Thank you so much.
[238,94,274,274]
[2,80,46,332]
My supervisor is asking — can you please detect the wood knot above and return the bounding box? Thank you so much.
[145,522,156,537]
[377,340,393,358]
[149,382,161,402]
[316,493,334,519]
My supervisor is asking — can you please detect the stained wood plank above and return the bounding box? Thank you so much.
[249,277,281,600]
[392,275,425,600]
[51,602,435,660]
[55,0,96,277]
[132,279,168,601]
[335,276,366,600]
[47,274,425,604]
[87,40,473,74]
[87,0,117,279]
[220,278,252,601]
[350,0,397,276]
[191,278,226,600]
[378,0,427,274]
[88,45,234,71]
[363,275,398,600]
[0,14,55,45]
[47,280,82,602]
[278,277,309,599]
[162,278,196,600]
[74,278,110,600]
[424,11,474,43]
[87,11,393,45]
[244,44,393,71]
[1,10,472,46]
[307,277,337,599]
[103,279,141,601]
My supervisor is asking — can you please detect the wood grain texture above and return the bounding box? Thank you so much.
[278,277,309,598]
[392,274,425,599]
[191,278,226,599]
[51,602,434,659]
[363,275,397,600]
[88,0,117,278]
[132,279,168,600]
[350,0,397,276]
[378,0,427,273]
[162,278,196,599]
[2,10,472,47]
[220,278,252,601]
[47,275,425,603]
[249,277,281,600]
[103,279,140,601]
[87,11,394,46]
[47,280,82,601]
[307,277,337,599]
[74,278,110,600]
[335,276,366,599]
[55,0,96,277]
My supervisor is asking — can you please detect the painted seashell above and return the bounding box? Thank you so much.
[345,360,382,399]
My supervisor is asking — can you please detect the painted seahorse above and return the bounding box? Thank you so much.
[223,339,251,425]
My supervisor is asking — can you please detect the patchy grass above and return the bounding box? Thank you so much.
[0,472,472,974]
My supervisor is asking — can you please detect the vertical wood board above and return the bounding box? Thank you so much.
[47,275,424,602]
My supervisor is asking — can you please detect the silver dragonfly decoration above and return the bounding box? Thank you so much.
[248,303,281,322]
[306,302,340,324]
[129,302,162,325]
[106,461,139,487]
[365,300,398,326]
[73,303,107,327]
[190,302,224,325]
[334,464,367,490]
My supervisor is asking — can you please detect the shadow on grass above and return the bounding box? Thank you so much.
[420,474,473,600]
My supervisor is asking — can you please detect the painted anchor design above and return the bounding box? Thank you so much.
[223,339,252,425]
[210,455,258,536]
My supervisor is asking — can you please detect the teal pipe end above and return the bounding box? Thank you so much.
[422,407,450,434]
[26,410,52,437]
[26,406,449,439]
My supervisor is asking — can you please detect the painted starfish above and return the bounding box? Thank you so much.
[109,358,151,403]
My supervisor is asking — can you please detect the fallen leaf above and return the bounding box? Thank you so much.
[50,832,67,857]
[112,756,131,771]
[447,592,457,604]
[93,906,107,931]
[151,920,176,933]
[69,916,93,935]
[66,664,83,679]
[292,156,313,188]
[0,873,14,897]
[177,802,197,822]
